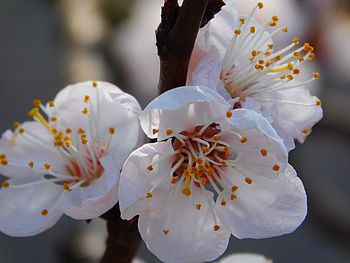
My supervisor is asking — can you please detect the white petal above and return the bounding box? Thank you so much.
[0,121,66,178]
[140,86,230,140]
[216,164,307,239]
[60,154,121,220]
[119,141,175,220]
[257,85,323,143]
[218,253,272,263]
[191,48,222,89]
[0,177,63,237]
[222,108,288,178]
[138,187,230,263]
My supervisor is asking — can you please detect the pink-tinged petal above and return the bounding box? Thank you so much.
[60,154,121,220]
[216,164,307,239]
[219,253,272,263]
[138,186,230,263]
[140,86,230,140]
[0,121,66,178]
[257,85,323,144]
[0,177,63,237]
[119,141,175,220]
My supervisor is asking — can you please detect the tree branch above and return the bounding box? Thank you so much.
[157,0,225,93]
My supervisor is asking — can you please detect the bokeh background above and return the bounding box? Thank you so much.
[0,0,349,262]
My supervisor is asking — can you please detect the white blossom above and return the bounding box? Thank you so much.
[0,81,143,236]
[218,253,272,263]
[119,86,307,263]
[191,2,323,151]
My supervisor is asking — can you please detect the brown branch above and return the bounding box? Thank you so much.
[100,206,141,263]
[157,0,225,94]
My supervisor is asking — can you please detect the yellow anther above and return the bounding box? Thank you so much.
[293,51,301,57]
[270,21,277,27]
[260,149,268,156]
[213,225,221,231]
[313,72,321,79]
[303,43,314,52]
[44,163,51,170]
[82,108,89,115]
[182,188,192,196]
[92,81,98,88]
[258,59,265,65]
[250,26,256,34]
[268,44,274,50]
[84,95,90,103]
[226,111,233,118]
[2,181,10,188]
[240,18,246,24]
[28,108,52,132]
[28,161,34,168]
[166,129,173,136]
[50,117,57,122]
[196,158,204,165]
[287,74,294,80]
[13,122,21,129]
[18,128,25,134]
[41,209,49,216]
[33,99,42,107]
[195,203,202,210]
[293,69,301,75]
[109,127,116,135]
[316,99,321,106]
[308,53,316,60]
[203,146,211,152]
[252,50,258,57]
[1,159,8,166]
[273,164,280,171]
[48,100,54,108]
[274,55,282,61]
[66,128,72,134]
[257,2,264,9]
[299,57,305,63]
[78,128,86,134]
[230,194,237,200]
[0,154,6,160]
[63,183,70,191]
[266,61,274,67]
[281,27,288,32]
[171,177,177,184]
[272,15,279,22]
[146,192,153,199]
[234,29,241,35]
[240,137,248,143]
[288,63,294,71]
[147,165,153,171]
[245,178,253,184]
[293,37,300,45]
[213,134,220,141]
[220,199,227,206]
[152,129,159,135]
[81,139,88,145]
[163,229,169,235]
[231,185,238,192]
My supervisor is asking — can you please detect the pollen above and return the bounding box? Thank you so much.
[66,128,72,134]
[293,69,301,75]
[63,183,70,191]
[230,194,237,200]
[163,229,169,235]
[226,111,233,118]
[41,209,49,216]
[2,181,10,188]
[213,225,221,231]
[316,99,321,106]
[44,163,51,170]
[50,117,57,122]
[1,159,8,166]
[281,27,288,33]
[84,95,90,103]
[33,99,42,107]
[0,154,6,160]
[166,129,173,136]
[48,100,55,108]
[293,37,300,45]
[239,18,246,24]
[313,72,321,79]
[240,137,248,143]
[109,127,116,135]
[220,199,227,206]
[195,203,202,210]
[234,29,241,35]
[245,178,253,184]
[257,2,264,9]
[273,164,280,171]
[231,185,238,192]
[260,149,268,156]
[250,26,256,34]
[18,128,25,134]
[182,188,192,196]
[146,192,153,199]
[13,122,21,129]
[272,15,279,22]
[28,161,34,168]
[82,108,89,115]
[147,165,153,171]
[92,81,98,87]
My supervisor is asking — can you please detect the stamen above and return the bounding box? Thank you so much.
[41,209,49,216]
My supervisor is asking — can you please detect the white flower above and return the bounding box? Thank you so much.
[0,81,143,237]
[191,2,323,151]
[218,253,272,263]
[119,86,307,263]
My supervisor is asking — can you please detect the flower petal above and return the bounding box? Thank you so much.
[0,121,66,178]
[218,253,272,263]
[140,86,230,140]
[119,141,175,220]
[0,177,63,237]
[60,154,121,220]
[216,164,307,239]
[257,85,323,144]
[138,186,230,263]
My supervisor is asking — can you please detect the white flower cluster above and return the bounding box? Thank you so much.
[0,1,322,263]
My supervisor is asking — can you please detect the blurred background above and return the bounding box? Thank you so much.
[0,0,349,262]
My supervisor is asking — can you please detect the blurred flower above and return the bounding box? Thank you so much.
[218,253,272,263]
[119,86,307,263]
[192,2,323,151]
[0,81,143,236]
